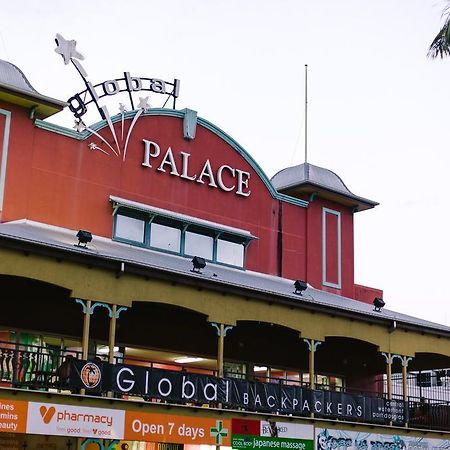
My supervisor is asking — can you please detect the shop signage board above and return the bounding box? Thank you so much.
[315,428,450,450]
[0,398,28,433]
[27,401,125,440]
[0,397,230,446]
[232,418,313,450]
[124,411,230,445]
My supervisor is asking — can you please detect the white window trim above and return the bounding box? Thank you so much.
[322,207,341,289]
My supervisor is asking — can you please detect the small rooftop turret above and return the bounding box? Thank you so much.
[271,162,378,212]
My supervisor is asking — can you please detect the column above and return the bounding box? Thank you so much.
[108,305,128,364]
[303,338,321,390]
[211,323,233,377]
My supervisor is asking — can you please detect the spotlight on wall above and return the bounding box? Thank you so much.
[191,256,206,273]
[75,229,92,248]
[373,297,385,312]
[294,279,308,295]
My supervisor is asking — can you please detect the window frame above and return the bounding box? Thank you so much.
[111,199,255,269]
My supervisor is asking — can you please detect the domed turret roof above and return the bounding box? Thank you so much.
[0,59,66,119]
[0,59,39,93]
[271,162,378,211]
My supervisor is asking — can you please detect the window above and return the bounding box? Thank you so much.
[217,239,244,267]
[111,196,256,268]
[115,214,145,244]
[185,231,214,260]
[150,222,181,252]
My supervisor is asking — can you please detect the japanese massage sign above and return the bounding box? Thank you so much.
[0,397,230,445]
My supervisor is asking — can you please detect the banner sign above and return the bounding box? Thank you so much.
[0,397,230,445]
[232,418,313,450]
[101,363,406,424]
[315,428,450,450]
[0,398,28,433]
[26,401,125,440]
[124,412,230,446]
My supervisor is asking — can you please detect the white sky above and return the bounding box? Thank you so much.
[1,0,450,325]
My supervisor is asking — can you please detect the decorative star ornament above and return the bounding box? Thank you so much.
[119,103,127,114]
[55,33,84,65]
[137,97,150,111]
[73,120,85,133]
[88,142,98,150]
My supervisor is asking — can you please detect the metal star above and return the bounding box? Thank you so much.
[137,97,150,110]
[55,33,84,65]
[73,120,85,132]
[119,103,127,114]
[88,142,98,150]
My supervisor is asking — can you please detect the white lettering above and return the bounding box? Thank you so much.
[158,378,172,397]
[157,147,180,175]
[236,169,251,197]
[243,393,249,405]
[315,400,322,412]
[142,139,160,168]
[182,376,195,399]
[196,159,217,187]
[217,165,235,191]
[203,382,218,401]
[267,395,275,408]
[180,152,197,180]
[103,80,120,95]
[116,367,135,392]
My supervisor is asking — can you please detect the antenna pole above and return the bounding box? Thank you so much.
[304,64,308,164]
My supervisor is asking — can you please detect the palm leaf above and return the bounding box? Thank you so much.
[429,5,450,58]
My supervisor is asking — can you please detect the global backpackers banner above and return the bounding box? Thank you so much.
[0,397,231,445]
[70,360,406,425]
[314,428,450,450]
[232,418,314,450]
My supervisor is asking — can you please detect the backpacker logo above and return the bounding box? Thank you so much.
[80,362,102,389]
[39,405,56,424]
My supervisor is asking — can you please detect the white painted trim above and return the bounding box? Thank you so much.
[0,108,11,211]
[110,195,256,239]
[322,207,341,289]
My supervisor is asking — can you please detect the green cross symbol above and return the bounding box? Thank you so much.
[210,420,228,445]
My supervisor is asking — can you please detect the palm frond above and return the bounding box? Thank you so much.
[428,5,450,58]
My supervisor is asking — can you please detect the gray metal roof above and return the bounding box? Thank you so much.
[0,59,38,93]
[271,163,378,210]
[0,220,448,336]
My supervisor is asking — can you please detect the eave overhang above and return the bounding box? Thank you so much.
[0,81,66,119]
[0,228,448,340]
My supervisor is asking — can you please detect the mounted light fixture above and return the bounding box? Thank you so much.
[191,256,206,273]
[76,229,92,247]
[294,279,308,295]
[373,297,385,312]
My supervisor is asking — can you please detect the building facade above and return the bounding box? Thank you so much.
[0,51,449,450]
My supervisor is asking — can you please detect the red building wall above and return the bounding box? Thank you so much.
[0,102,370,299]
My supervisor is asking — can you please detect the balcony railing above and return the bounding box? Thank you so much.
[0,342,449,431]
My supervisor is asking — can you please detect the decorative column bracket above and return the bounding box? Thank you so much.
[211,322,233,337]
[75,298,88,314]
[75,299,127,318]
[382,353,413,367]
[303,338,322,352]
[381,352,394,364]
